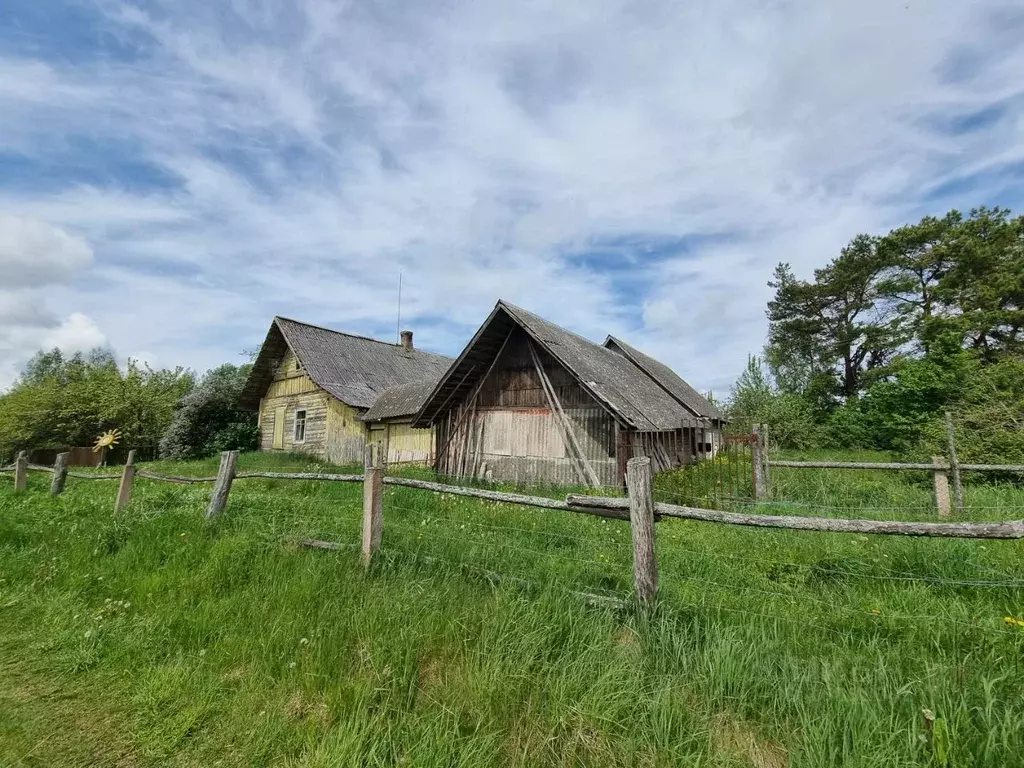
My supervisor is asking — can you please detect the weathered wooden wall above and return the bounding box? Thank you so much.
[325,398,368,466]
[258,348,331,458]
[437,330,618,485]
[383,421,434,464]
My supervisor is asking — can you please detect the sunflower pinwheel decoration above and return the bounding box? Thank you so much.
[93,429,122,453]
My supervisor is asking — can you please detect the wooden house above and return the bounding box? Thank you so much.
[240,318,453,465]
[412,300,723,487]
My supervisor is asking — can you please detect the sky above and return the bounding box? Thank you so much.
[1,1,1023,395]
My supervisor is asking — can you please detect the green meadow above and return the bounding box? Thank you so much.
[2,451,1023,767]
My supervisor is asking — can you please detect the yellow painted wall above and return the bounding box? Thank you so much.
[383,421,434,464]
[259,389,330,455]
[258,348,330,456]
[325,398,368,466]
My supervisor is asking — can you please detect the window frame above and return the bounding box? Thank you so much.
[293,408,307,443]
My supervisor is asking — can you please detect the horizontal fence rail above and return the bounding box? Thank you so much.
[566,494,1024,539]
[770,460,1024,472]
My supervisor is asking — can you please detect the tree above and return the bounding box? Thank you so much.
[767,235,902,410]
[876,212,960,354]
[934,207,1024,360]
[727,355,819,449]
[0,348,194,459]
[159,364,258,460]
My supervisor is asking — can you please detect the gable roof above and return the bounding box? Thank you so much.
[240,316,453,411]
[604,336,723,419]
[413,300,701,431]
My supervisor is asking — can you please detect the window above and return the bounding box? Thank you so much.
[294,359,302,372]
[294,409,307,443]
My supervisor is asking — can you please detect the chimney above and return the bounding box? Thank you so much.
[400,330,414,351]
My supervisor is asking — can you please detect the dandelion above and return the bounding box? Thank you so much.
[1003,616,1024,628]
[871,609,881,616]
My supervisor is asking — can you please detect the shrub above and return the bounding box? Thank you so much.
[160,364,255,460]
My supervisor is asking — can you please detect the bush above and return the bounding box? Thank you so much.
[160,364,256,460]
[210,421,260,454]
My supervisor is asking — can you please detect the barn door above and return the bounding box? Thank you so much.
[272,406,286,449]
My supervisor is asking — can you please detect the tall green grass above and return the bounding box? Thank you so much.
[2,451,1024,766]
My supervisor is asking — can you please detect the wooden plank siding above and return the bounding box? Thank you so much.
[258,348,332,458]
[436,330,618,486]
[384,422,434,464]
[259,390,329,456]
[325,398,368,466]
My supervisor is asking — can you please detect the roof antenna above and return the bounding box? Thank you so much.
[396,270,403,343]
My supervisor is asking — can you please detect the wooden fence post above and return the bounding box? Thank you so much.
[114,450,137,515]
[362,443,384,569]
[760,423,771,499]
[626,456,658,612]
[932,455,951,518]
[945,412,964,514]
[205,450,239,521]
[51,452,70,495]
[14,451,28,492]
[751,425,766,501]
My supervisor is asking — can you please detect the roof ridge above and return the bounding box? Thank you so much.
[274,315,449,357]
[498,300,614,352]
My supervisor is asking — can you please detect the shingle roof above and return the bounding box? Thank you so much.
[414,300,703,431]
[604,336,723,419]
[499,302,695,430]
[240,317,453,411]
[361,377,441,422]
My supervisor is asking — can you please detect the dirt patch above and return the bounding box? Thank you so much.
[711,712,788,768]
[283,690,332,727]
[417,650,456,691]
[221,665,248,683]
[614,625,639,648]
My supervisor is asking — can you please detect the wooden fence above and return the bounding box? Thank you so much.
[764,414,1024,517]
[6,445,1024,612]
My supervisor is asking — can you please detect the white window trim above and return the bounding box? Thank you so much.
[293,408,307,443]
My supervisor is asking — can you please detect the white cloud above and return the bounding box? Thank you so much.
[0,0,1021,395]
[39,313,108,355]
[0,213,93,289]
[0,214,105,389]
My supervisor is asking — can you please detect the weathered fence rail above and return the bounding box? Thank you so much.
[566,494,1024,539]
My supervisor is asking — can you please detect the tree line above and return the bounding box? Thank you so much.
[0,348,258,462]
[729,206,1024,462]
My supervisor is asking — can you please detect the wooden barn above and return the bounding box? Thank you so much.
[412,300,723,487]
[240,318,452,465]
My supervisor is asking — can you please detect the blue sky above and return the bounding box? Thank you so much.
[1,0,1022,393]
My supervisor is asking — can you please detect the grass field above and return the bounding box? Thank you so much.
[2,451,1024,766]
